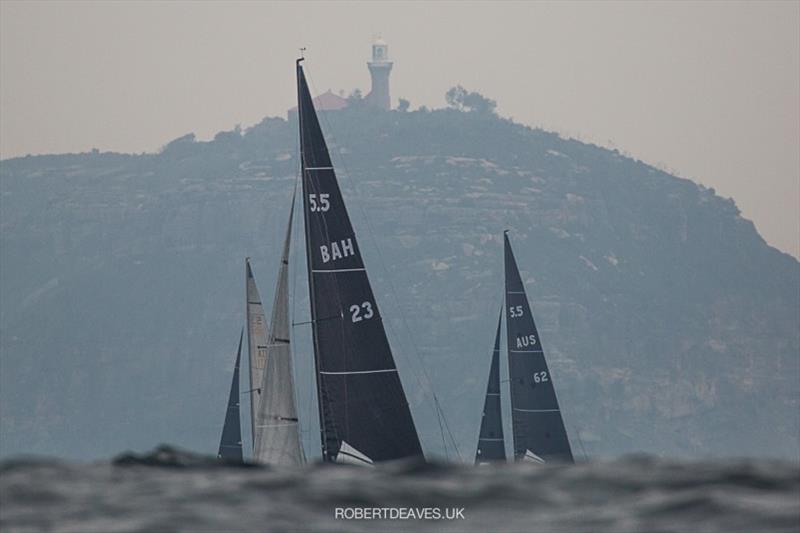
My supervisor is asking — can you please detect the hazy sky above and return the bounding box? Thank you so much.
[1,1,798,257]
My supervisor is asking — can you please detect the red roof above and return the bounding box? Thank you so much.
[287,90,348,115]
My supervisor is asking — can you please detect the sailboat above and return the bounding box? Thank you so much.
[219,216,305,466]
[217,329,244,462]
[296,58,424,464]
[251,197,305,466]
[474,231,574,464]
[217,58,425,465]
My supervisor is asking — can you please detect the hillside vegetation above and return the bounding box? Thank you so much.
[1,103,797,460]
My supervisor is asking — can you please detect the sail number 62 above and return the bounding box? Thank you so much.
[309,193,330,212]
[350,301,374,323]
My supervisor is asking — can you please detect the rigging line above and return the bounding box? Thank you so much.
[434,395,460,461]
[435,394,449,460]
[305,71,462,462]
[290,121,301,336]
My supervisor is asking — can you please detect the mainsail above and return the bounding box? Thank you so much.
[504,232,573,463]
[252,197,306,465]
[297,59,423,463]
[217,330,244,462]
[475,310,506,464]
[245,258,270,447]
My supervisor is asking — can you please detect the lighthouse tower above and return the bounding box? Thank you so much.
[366,37,393,110]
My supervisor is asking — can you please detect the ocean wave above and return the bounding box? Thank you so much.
[1,446,798,532]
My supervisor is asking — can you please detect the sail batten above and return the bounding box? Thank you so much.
[504,232,574,463]
[297,61,423,463]
[252,194,306,466]
[475,309,506,464]
[217,330,244,462]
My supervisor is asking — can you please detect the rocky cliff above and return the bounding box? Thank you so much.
[1,107,797,461]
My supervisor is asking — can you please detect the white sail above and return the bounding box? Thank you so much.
[252,200,305,466]
[335,441,374,466]
[523,449,546,464]
[245,258,270,447]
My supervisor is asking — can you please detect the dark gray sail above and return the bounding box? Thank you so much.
[504,232,573,463]
[297,59,423,463]
[475,310,506,464]
[253,196,306,466]
[218,330,244,462]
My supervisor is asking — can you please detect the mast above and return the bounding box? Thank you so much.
[504,231,573,463]
[218,330,244,462]
[475,309,506,464]
[296,59,423,463]
[245,258,269,448]
[252,193,306,465]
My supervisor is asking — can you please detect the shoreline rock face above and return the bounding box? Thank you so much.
[1,108,797,461]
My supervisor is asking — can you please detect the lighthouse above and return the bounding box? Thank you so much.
[366,37,393,110]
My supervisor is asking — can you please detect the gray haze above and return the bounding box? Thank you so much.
[1,0,798,258]
[2,105,798,461]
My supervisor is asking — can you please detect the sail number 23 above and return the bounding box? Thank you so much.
[350,301,374,323]
[309,193,330,212]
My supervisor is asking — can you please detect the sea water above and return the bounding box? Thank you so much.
[1,446,798,532]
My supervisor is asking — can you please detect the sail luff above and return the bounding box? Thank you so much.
[245,259,270,448]
[475,309,506,464]
[297,60,423,463]
[504,232,574,463]
[252,193,306,465]
[218,329,244,462]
